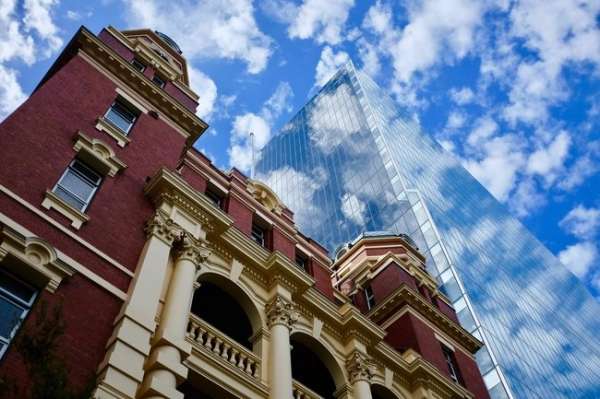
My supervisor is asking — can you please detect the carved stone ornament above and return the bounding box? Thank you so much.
[346,351,374,384]
[144,211,183,245]
[173,234,211,271]
[265,296,298,329]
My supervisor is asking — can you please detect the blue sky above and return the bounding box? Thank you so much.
[1,0,599,298]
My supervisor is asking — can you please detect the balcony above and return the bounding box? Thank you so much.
[293,380,323,399]
[186,314,261,381]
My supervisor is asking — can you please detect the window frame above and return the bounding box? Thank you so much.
[251,223,266,247]
[204,186,225,210]
[441,344,461,384]
[364,284,376,310]
[104,98,139,135]
[152,74,166,88]
[130,58,146,73]
[295,251,309,272]
[53,159,103,212]
[0,269,37,359]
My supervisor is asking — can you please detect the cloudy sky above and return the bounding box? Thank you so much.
[1,0,599,297]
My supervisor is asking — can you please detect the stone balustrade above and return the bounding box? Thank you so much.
[187,314,261,379]
[293,379,324,399]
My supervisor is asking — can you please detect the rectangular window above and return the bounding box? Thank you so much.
[205,187,225,210]
[53,159,102,211]
[295,251,309,272]
[364,284,376,310]
[152,74,166,88]
[105,99,138,134]
[251,223,266,247]
[0,269,37,359]
[441,344,461,384]
[131,58,146,72]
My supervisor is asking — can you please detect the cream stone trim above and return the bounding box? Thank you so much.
[73,131,127,177]
[132,40,180,81]
[42,190,90,229]
[95,116,132,148]
[0,220,126,299]
[247,180,284,215]
[115,86,150,114]
[0,186,134,278]
[172,79,199,101]
[434,333,455,352]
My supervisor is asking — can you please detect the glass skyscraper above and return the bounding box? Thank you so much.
[255,62,600,399]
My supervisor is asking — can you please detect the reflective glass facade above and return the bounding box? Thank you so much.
[256,62,600,399]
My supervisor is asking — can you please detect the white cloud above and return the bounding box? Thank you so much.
[0,65,27,118]
[357,37,381,78]
[558,140,600,191]
[259,0,298,24]
[509,178,546,218]
[466,116,498,147]
[446,111,466,130]
[0,0,61,121]
[560,205,600,240]
[341,193,367,226]
[228,82,295,171]
[228,113,270,171]
[314,46,349,87]
[450,87,475,105]
[526,131,571,184]
[288,0,355,45]
[462,134,526,201]
[124,0,273,74]
[188,67,217,120]
[23,0,62,56]
[503,0,600,125]
[558,242,598,279]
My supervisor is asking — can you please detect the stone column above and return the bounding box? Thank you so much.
[347,351,374,399]
[266,296,297,399]
[96,212,182,399]
[138,234,209,399]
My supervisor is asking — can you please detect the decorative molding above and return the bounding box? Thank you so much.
[346,351,374,384]
[73,131,127,177]
[41,190,90,229]
[0,227,75,293]
[265,296,298,329]
[95,116,131,148]
[173,233,211,271]
[144,210,184,245]
[246,179,284,215]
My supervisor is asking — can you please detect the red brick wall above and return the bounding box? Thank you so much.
[0,274,122,396]
[434,297,459,323]
[164,83,198,112]
[454,348,491,399]
[371,263,418,301]
[98,29,134,61]
[225,195,253,236]
[272,227,295,260]
[0,55,186,273]
[310,260,335,300]
[180,167,208,194]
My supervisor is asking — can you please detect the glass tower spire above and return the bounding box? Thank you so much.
[256,61,600,399]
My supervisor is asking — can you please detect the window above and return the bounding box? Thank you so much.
[441,344,461,384]
[105,99,138,134]
[0,269,37,359]
[364,284,376,310]
[152,74,166,88]
[251,223,266,247]
[205,186,225,209]
[131,58,146,72]
[53,159,102,212]
[295,251,309,272]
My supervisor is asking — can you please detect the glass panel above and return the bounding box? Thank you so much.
[0,296,24,338]
[105,101,137,133]
[0,272,35,304]
[476,346,495,375]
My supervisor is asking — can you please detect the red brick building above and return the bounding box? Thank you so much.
[0,26,488,399]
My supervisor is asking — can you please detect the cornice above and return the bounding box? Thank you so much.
[76,27,207,144]
[368,284,482,353]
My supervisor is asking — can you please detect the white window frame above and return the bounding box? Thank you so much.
[364,284,376,310]
[104,99,138,135]
[53,159,102,212]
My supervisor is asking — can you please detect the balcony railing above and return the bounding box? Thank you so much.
[293,380,324,399]
[186,314,261,380]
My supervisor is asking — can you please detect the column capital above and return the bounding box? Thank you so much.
[266,296,298,329]
[144,211,183,245]
[173,234,210,270]
[346,351,373,384]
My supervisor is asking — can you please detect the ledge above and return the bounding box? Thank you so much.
[41,190,90,229]
[95,117,131,148]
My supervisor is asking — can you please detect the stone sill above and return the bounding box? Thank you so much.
[95,117,131,148]
[41,190,90,229]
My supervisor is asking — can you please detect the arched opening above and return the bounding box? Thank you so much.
[290,333,344,399]
[191,274,260,350]
[372,384,400,399]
